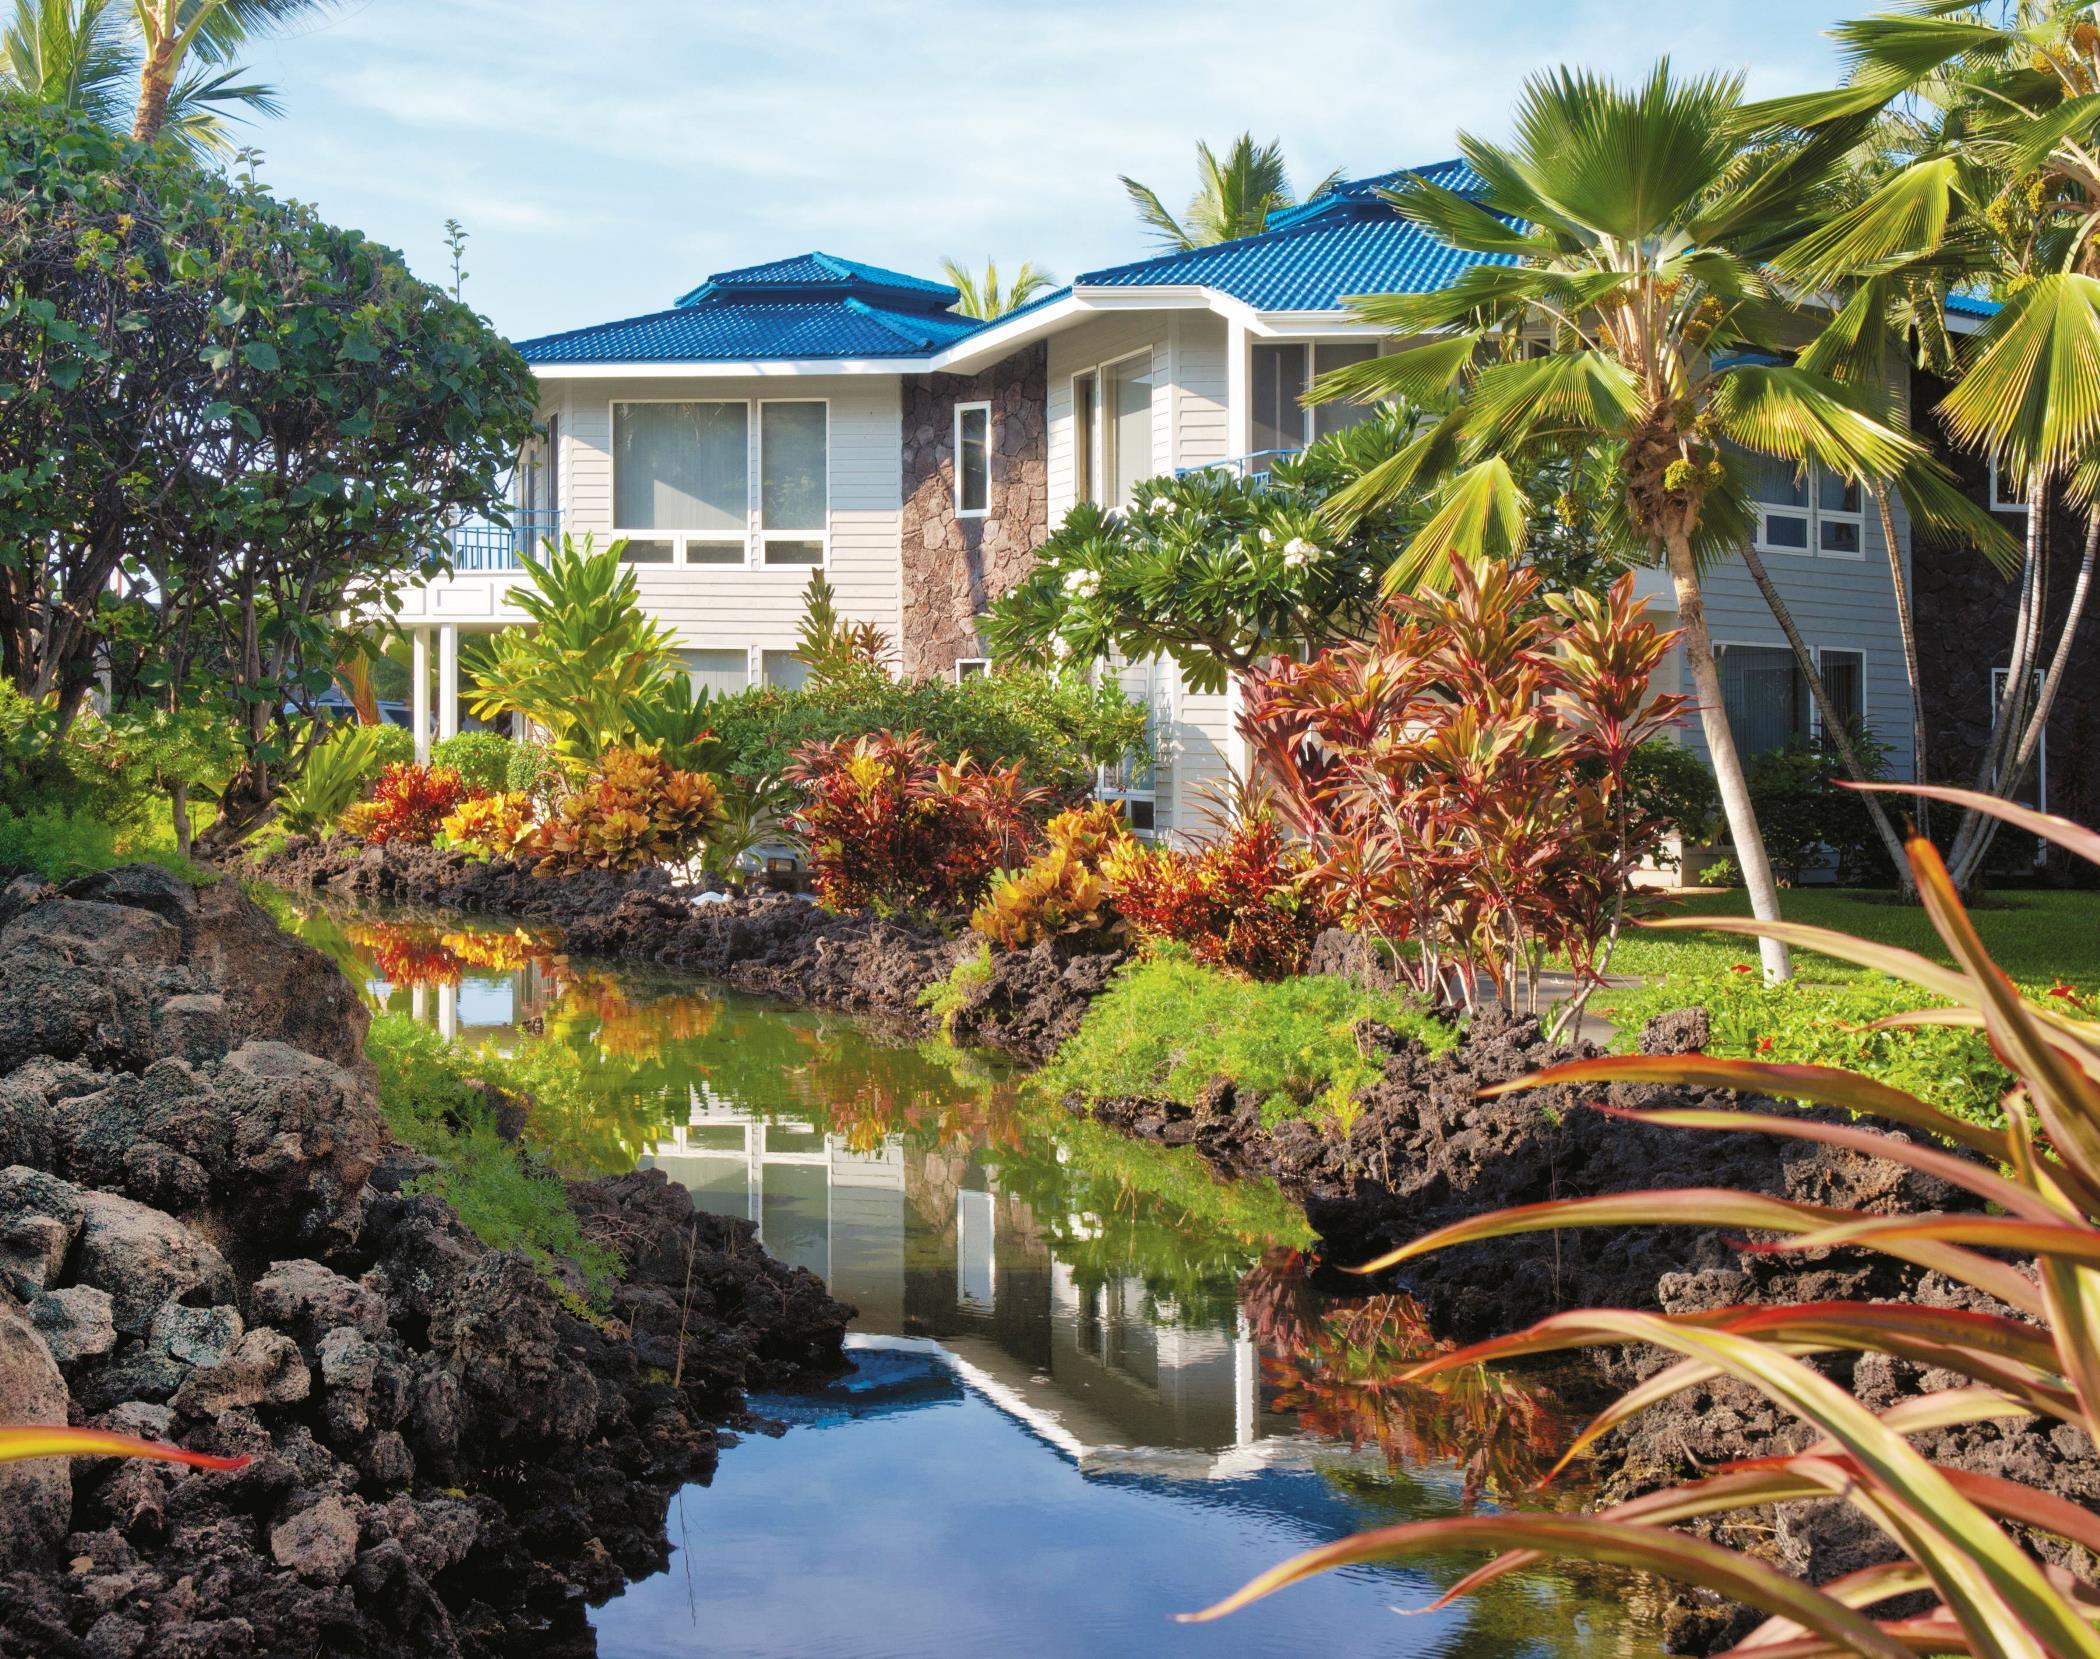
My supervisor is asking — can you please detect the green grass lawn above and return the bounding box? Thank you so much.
[1608,887,2100,990]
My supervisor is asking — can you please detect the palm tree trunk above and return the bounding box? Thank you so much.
[1663,528,1793,983]
[1738,542,1914,896]
[1948,470,2050,889]
[131,17,179,144]
[1872,484,1930,837]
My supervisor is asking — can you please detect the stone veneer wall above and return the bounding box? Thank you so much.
[898,343,1048,679]
[1912,377,2099,862]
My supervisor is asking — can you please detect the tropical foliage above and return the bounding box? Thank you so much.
[338,762,475,847]
[437,790,537,862]
[523,746,722,876]
[786,730,1048,916]
[1244,560,1684,1034]
[939,255,1055,320]
[276,723,384,837]
[1190,788,2100,1657]
[1119,132,1339,250]
[971,799,1132,951]
[0,1424,247,1471]
[1314,63,2012,974]
[793,567,891,682]
[1102,794,1332,981]
[0,104,534,849]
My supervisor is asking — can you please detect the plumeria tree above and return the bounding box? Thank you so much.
[1310,63,2005,978]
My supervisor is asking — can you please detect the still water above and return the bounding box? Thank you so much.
[288,904,1658,1658]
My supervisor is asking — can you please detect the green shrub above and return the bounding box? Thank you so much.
[280,726,386,837]
[1744,733,1896,886]
[503,740,567,803]
[920,942,995,1034]
[1697,855,1739,887]
[1036,948,1454,1126]
[1600,968,2018,1126]
[365,1014,618,1302]
[431,731,518,795]
[708,664,1144,801]
[1626,737,1719,845]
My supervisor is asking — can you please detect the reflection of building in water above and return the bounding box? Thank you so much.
[387,963,561,1044]
[640,1093,1277,1468]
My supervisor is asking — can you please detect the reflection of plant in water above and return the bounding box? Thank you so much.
[1243,1248,1567,1509]
[339,919,565,990]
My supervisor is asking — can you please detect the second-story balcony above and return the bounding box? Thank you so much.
[448,508,561,572]
[1176,449,1302,484]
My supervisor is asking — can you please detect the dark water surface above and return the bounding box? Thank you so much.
[290,904,1658,1659]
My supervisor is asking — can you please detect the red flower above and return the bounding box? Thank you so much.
[1729,963,1754,975]
[1756,1036,1775,1053]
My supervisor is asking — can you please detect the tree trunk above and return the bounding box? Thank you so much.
[131,26,179,144]
[1663,528,1793,983]
[1872,484,1930,836]
[1738,541,1914,895]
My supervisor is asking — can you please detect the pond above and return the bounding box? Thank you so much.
[286,902,1660,1659]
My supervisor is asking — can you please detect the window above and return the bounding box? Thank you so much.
[1991,667,2047,812]
[678,648,749,699]
[1989,459,2031,515]
[1096,656,1165,833]
[955,402,991,517]
[1251,342,1382,459]
[1718,644,1804,758]
[1072,371,1096,505]
[613,401,748,564]
[1816,649,1864,741]
[1104,353,1153,511]
[1743,452,1866,558]
[760,401,827,565]
[761,649,810,690]
[953,657,991,684]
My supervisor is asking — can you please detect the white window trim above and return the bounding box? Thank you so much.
[954,401,991,519]
[1074,347,1154,511]
[953,656,991,684]
[1250,337,1384,452]
[1989,459,2031,516]
[608,396,754,567]
[1093,654,1170,836]
[1748,461,1866,561]
[758,397,832,568]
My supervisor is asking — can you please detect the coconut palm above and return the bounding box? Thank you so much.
[939,256,1055,321]
[1120,133,1340,251]
[1749,4,2100,887]
[1310,62,2007,980]
[1,0,282,155]
[127,0,331,145]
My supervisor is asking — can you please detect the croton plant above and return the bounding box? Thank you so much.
[1188,786,2100,1658]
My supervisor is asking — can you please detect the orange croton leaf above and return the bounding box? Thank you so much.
[0,1426,249,1472]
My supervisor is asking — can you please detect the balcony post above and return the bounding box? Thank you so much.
[410,627,431,765]
[437,624,460,744]
[1226,318,1253,471]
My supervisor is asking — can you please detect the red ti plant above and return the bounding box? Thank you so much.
[1186,790,2100,1657]
[1241,559,1685,1035]
[785,730,1049,917]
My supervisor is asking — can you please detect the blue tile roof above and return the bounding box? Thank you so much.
[1946,290,2000,320]
[675,251,959,308]
[1074,161,1517,312]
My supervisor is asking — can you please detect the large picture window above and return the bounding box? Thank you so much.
[613,401,748,564]
[1104,353,1153,511]
[760,401,828,565]
[1251,341,1380,459]
[1718,643,1866,758]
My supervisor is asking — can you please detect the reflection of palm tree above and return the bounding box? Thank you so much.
[1120,134,1340,251]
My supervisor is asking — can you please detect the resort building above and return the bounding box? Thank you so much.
[390,162,2036,844]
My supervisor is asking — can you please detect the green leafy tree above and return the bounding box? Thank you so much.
[1120,133,1340,251]
[939,256,1054,320]
[0,104,536,851]
[1747,3,2100,887]
[1,0,291,156]
[1312,64,2004,978]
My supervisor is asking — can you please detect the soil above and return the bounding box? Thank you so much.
[0,864,852,1659]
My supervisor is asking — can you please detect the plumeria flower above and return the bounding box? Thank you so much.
[1281,536,1323,569]
[1258,528,1278,546]
[1063,568,1102,600]
[1050,635,1073,661]
[1149,495,1177,514]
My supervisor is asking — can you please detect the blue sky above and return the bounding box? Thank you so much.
[237,0,1866,343]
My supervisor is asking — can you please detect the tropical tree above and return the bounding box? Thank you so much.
[939,256,1054,320]
[1310,63,2006,979]
[0,0,287,155]
[1119,132,1340,251]
[1747,2,2100,888]
[127,0,332,144]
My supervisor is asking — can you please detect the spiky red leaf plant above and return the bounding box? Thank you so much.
[1185,786,2100,1657]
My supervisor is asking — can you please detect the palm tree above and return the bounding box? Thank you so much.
[1311,63,2001,981]
[1120,133,1340,251]
[1,0,282,155]
[939,256,1055,321]
[128,0,330,145]
[1747,4,2100,889]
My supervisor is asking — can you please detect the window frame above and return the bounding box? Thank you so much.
[954,400,992,519]
[1745,456,1866,561]
[953,656,991,684]
[1989,459,2031,516]
[1093,653,1168,836]
[1714,638,1806,758]
[608,396,754,567]
[1810,645,1866,744]
[757,397,831,568]
[1249,338,1384,458]
[1071,347,1154,510]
